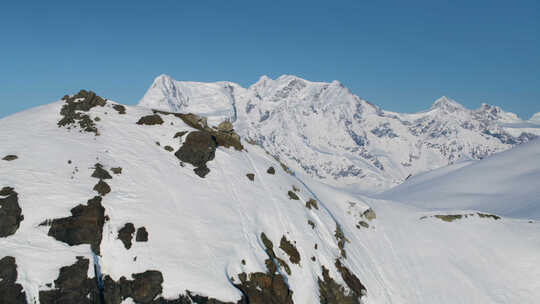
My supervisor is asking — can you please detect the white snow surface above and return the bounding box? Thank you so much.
[378,138,540,220]
[0,98,539,303]
[138,75,540,194]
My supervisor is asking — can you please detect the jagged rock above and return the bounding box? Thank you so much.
[267,167,275,175]
[0,256,27,304]
[137,114,164,125]
[279,236,301,265]
[111,167,123,175]
[287,190,299,200]
[334,226,347,258]
[58,90,106,135]
[47,196,105,254]
[234,270,293,304]
[174,131,188,139]
[217,121,234,133]
[136,226,149,242]
[93,179,111,196]
[39,257,100,304]
[103,271,163,304]
[335,259,366,299]
[0,187,23,237]
[306,198,319,210]
[246,173,255,181]
[175,131,216,178]
[118,223,136,249]
[92,163,112,180]
[113,104,127,114]
[317,265,359,304]
[2,155,18,161]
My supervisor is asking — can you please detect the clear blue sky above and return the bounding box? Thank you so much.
[1,0,539,119]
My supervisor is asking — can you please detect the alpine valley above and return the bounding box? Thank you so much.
[1,75,539,304]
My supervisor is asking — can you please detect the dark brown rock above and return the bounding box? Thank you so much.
[287,191,299,200]
[0,256,26,304]
[175,131,217,178]
[173,131,188,139]
[92,163,112,180]
[266,167,275,174]
[113,104,127,114]
[118,223,136,249]
[93,180,111,196]
[164,145,174,152]
[136,227,148,242]
[39,257,100,304]
[306,198,319,210]
[47,196,105,254]
[317,265,359,304]
[58,90,106,135]
[335,259,366,299]
[279,236,301,265]
[0,187,23,237]
[111,167,123,174]
[137,114,164,125]
[2,155,18,161]
[246,173,255,181]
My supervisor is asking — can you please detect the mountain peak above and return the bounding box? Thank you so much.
[430,96,465,112]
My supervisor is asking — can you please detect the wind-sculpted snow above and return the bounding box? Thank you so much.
[1,92,539,303]
[139,75,540,193]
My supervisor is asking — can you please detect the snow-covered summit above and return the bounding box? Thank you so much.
[138,75,540,193]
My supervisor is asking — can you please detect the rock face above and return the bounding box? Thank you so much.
[118,223,136,249]
[175,131,217,178]
[58,90,106,135]
[137,114,164,125]
[47,196,105,254]
[136,227,149,242]
[318,266,360,304]
[103,271,163,304]
[0,187,23,237]
[0,256,27,304]
[39,257,100,304]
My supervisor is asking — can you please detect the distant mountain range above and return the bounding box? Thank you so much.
[139,74,540,193]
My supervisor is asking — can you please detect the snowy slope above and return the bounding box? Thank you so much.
[378,138,540,220]
[138,75,540,194]
[1,91,540,303]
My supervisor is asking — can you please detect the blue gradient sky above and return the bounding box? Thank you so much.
[1,0,538,119]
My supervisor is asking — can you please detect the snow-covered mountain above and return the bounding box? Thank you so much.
[138,74,540,194]
[1,90,539,303]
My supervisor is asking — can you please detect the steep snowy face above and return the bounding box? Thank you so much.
[1,91,540,304]
[138,75,540,193]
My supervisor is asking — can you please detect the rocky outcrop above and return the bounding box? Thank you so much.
[39,257,100,304]
[317,265,359,304]
[0,187,23,237]
[93,180,111,196]
[266,167,275,175]
[287,190,299,200]
[2,155,18,161]
[91,163,113,180]
[118,223,136,249]
[113,104,126,114]
[0,256,27,304]
[175,131,216,178]
[279,236,301,265]
[58,90,107,135]
[136,227,149,242]
[137,114,164,125]
[46,196,105,254]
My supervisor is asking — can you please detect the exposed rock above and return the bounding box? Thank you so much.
[2,155,18,161]
[92,163,112,180]
[93,180,111,196]
[113,104,127,114]
[0,256,26,304]
[306,198,319,210]
[246,173,255,181]
[58,90,106,135]
[217,121,234,133]
[164,145,174,152]
[175,131,216,178]
[118,223,136,249]
[173,131,188,139]
[234,270,294,304]
[111,167,123,175]
[308,220,315,229]
[362,208,376,221]
[357,221,369,229]
[335,259,366,300]
[39,257,100,304]
[287,190,299,200]
[136,226,149,242]
[317,265,359,304]
[279,236,301,265]
[334,226,347,259]
[434,214,463,222]
[259,233,291,275]
[47,196,105,254]
[137,114,164,125]
[103,271,163,304]
[292,185,300,192]
[476,212,501,220]
[0,187,23,237]
[267,167,276,175]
